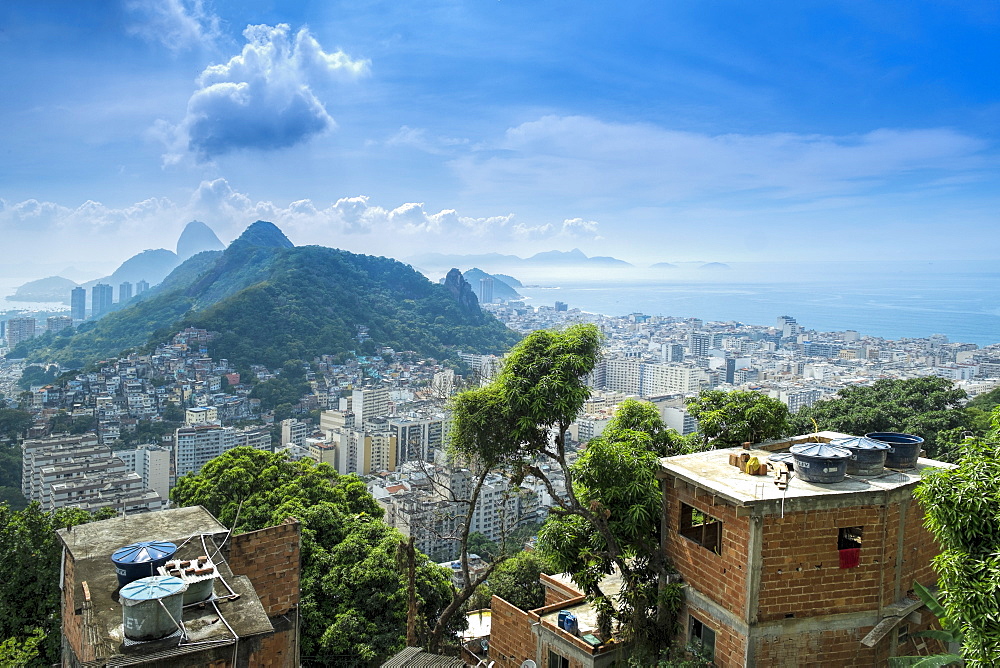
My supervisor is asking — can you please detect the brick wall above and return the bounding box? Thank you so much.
[247,613,298,668]
[683,601,747,668]
[894,496,939,599]
[757,504,885,621]
[756,627,879,667]
[61,552,86,666]
[489,595,538,667]
[227,517,300,616]
[664,484,751,619]
[541,573,581,607]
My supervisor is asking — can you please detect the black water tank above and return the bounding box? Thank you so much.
[865,432,923,470]
[111,541,178,588]
[831,436,891,476]
[789,443,852,483]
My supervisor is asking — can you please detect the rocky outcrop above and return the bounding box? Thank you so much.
[443,268,481,315]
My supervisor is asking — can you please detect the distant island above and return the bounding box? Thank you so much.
[408,248,632,270]
[6,276,78,303]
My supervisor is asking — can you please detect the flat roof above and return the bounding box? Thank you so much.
[658,432,953,509]
[57,506,275,663]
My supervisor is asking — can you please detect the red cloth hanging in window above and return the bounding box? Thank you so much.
[839,547,861,568]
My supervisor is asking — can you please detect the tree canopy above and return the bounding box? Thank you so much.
[539,399,683,653]
[914,411,1000,666]
[789,377,970,459]
[169,447,455,666]
[0,503,115,667]
[486,551,556,612]
[686,389,790,447]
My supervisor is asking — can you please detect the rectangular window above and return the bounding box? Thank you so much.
[548,650,569,668]
[688,614,716,662]
[838,526,863,568]
[679,502,722,554]
[897,624,909,645]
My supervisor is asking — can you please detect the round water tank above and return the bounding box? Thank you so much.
[865,432,923,470]
[120,575,188,642]
[831,436,891,476]
[112,541,177,588]
[789,443,852,484]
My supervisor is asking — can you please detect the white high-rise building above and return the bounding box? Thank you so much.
[351,387,391,425]
[116,444,171,501]
[6,316,36,348]
[174,424,238,480]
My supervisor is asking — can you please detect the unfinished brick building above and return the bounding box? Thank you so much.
[659,431,948,667]
[489,572,634,668]
[57,505,300,667]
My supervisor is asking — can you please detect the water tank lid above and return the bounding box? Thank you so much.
[120,575,187,604]
[789,443,852,459]
[830,436,891,451]
[112,540,177,565]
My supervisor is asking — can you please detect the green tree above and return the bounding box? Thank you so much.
[0,408,32,440]
[487,551,555,611]
[170,447,454,666]
[0,628,45,666]
[451,327,683,658]
[0,503,114,666]
[789,377,969,460]
[686,389,790,447]
[914,416,1000,667]
[538,399,683,655]
[466,532,498,561]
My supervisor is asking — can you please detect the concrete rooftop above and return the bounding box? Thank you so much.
[658,431,953,510]
[57,506,274,663]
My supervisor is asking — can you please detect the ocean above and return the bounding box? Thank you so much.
[510,261,1000,347]
[5,260,1000,347]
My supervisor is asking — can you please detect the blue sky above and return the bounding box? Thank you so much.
[1,0,998,275]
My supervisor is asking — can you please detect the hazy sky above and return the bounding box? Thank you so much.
[1,1,998,276]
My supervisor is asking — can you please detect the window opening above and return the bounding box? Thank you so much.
[897,624,909,645]
[679,502,722,554]
[838,526,863,568]
[688,614,716,662]
[548,650,569,668]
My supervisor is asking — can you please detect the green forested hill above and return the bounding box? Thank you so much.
[12,221,520,368]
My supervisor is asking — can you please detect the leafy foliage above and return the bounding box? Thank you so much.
[17,364,59,390]
[686,389,790,446]
[789,377,970,460]
[889,582,964,668]
[485,551,556,611]
[914,420,1000,667]
[539,400,684,653]
[0,503,114,666]
[170,447,454,666]
[0,628,45,667]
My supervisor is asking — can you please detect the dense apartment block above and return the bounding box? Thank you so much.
[659,432,947,667]
[22,433,163,513]
[173,424,237,479]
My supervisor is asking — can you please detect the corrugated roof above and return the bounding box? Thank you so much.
[380,646,465,667]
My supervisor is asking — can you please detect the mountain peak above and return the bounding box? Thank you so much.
[229,221,294,251]
[176,221,225,260]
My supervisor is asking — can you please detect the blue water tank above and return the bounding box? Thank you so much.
[111,541,178,588]
[120,575,188,641]
[557,610,578,634]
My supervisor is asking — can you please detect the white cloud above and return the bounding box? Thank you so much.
[126,0,221,52]
[452,115,992,203]
[162,23,369,162]
[385,125,469,154]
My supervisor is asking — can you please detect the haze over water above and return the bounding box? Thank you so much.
[508,261,1000,346]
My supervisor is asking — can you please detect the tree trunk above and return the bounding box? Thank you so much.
[405,536,418,647]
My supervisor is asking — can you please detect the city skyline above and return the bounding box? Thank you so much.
[2,1,998,277]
